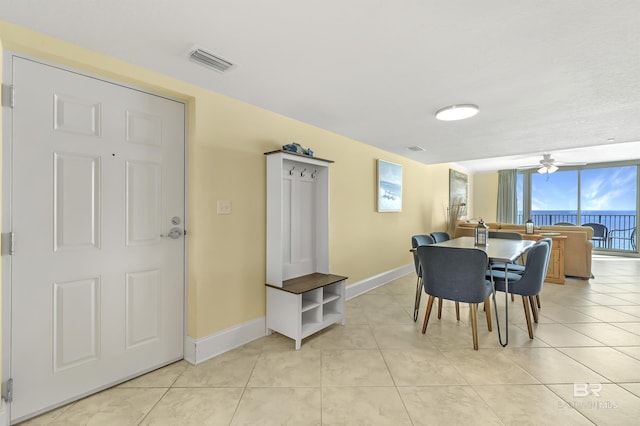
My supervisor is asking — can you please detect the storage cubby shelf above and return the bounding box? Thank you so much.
[323,294,341,304]
[301,299,321,312]
[265,151,347,349]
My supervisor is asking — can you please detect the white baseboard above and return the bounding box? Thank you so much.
[345,263,413,300]
[184,317,266,365]
[183,264,413,364]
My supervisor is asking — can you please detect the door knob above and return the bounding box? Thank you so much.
[161,227,184,239]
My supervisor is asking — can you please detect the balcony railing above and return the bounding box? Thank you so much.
[517,213,637,252]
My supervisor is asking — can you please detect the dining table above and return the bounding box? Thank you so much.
[431,236,535,346]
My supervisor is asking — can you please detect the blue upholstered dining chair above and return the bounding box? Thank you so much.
[430,231,450,243]
[488,231,525,274]
[488,231,522,240]
[411,235,461,322]
[532,238,552,310]
[417,245,493,350]
[411,235,434,321]
[490,241,549,339]
[489,236,552,310]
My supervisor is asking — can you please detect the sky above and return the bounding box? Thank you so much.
[518,166,637,212]
[378,160,402,185]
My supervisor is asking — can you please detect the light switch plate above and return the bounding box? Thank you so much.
[217,200,231,215]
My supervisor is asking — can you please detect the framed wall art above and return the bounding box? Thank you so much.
[377,159,403,212]
[449,169,468,207]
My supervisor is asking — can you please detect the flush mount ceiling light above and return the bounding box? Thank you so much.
[435,104,479,121]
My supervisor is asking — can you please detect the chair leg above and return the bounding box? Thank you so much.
[470,303,479,350]
[529,296,539,323]
[413,277,422,322]
[535,294,541,309]
[484,298,492,331]
[422,296,435,334]
[522,296,534,339]
[455,302,460,321]
[437,298,443,319]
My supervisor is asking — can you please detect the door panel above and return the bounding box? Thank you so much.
[53,153,101,251]
[126,161,162,245]
[126,109,162,145]
[53,93,102,137]
[53,277,101,372]
[9,56,185,422]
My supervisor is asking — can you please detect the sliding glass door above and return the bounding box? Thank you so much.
[581,166,637,251]
[531,170,579,225]
[517,163,638,254]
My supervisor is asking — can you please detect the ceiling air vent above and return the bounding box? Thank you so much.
[408,146,426,152]
[189,47,235,73]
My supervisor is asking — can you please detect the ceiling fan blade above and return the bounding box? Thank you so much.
[517,153,588,171]
[555,161,587,166]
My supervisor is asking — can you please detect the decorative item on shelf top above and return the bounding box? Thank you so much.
[525,218,535,234]
[282,142,313,156]
[474,218,489,246]
[445,197,467,237]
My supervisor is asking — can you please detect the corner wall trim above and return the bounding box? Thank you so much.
[346,263,413,300]
[0,401,6,426]
[183,264,413,365]
[183,317,266,365]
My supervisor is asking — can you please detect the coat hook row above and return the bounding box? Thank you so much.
[287,166,318,178]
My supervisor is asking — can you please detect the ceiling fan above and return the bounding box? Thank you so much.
[518,153,586,174]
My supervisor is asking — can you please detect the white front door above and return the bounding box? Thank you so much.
[6,56,185,422]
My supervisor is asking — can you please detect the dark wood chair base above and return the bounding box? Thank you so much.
[423,296,491,350]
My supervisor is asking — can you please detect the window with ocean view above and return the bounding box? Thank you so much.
[517,164,638,253]
[531,170,578,225]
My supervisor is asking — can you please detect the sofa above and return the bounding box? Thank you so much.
[455,222,593,279]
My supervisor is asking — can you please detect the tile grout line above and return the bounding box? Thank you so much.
[136,387,171,426]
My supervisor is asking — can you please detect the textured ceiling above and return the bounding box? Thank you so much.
[2,1,640,172]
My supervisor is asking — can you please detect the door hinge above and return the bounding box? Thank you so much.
[1,232,15,256]
[2,378,13,403]
[2,84,15,108]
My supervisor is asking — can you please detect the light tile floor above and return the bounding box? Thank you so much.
[20,255,640,425]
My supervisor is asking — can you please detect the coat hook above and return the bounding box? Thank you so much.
[311,170,317,178]
[289,166,295,175]
[300,168,307,177]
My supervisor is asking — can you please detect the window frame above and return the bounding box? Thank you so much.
[517,160,639,255]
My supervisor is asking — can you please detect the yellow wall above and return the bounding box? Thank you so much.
[473,172,499,222]
[0,20,472,339]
